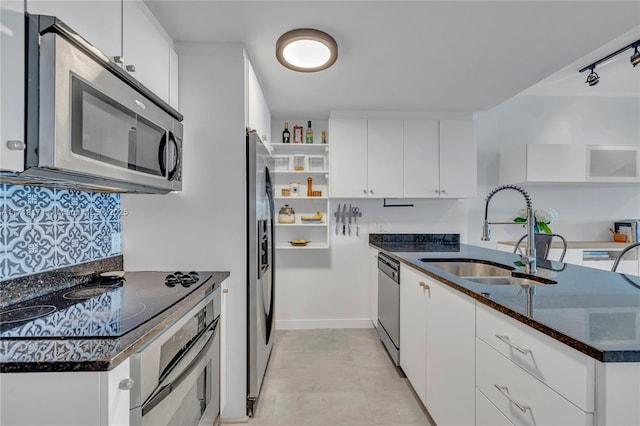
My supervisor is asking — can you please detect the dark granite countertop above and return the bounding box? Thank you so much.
[0,271,229,373]
[370,234,640,363]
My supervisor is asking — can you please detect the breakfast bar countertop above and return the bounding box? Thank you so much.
[370,234,640,363]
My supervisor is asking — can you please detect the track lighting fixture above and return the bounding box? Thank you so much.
[631,46,640,67]
[579,39,640,86]
[585,66,599,86]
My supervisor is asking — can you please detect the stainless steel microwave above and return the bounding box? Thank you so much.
[9,14,183,194]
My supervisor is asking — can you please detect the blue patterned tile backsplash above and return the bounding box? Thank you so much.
[0,184,122,280]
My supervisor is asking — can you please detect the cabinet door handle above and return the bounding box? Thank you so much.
[112,55,124,64]
[369,189,374,194]
[494,384,530,412]
[125,64,136,72]
[119,378,134,390]
[440,189,447,194]
[495,334,532,355]
[6,140,26,151]
[434,190,440,194]
[419,281,430,290]
[363,189,367,194]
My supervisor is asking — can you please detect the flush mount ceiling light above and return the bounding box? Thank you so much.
[585,66,600,86]
[579,39,640,86]
[276,28,338,72]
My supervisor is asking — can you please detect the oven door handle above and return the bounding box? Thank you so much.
[141,318,219,416]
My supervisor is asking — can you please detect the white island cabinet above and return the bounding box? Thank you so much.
[399,264,475,424]
[393,257,640,425]
[0,359,132,426]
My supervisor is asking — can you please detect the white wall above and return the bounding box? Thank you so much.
[273,95,640,327]
[476,95,640,243]
[121,43,247,420]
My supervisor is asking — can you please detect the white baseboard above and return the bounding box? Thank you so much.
[276,318,375,330]
[220,417,249,424]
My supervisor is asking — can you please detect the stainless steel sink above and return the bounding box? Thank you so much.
[421,259,514,277]
[466,276,557,286]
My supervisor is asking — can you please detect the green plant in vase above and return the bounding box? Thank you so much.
[514,208,558,234]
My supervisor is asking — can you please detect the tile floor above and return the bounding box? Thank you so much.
[248,328,434,426]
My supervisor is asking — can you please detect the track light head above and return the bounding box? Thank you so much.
[631,46,640,67]
[585,67,600,86]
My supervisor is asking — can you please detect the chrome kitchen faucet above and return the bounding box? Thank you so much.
[482,185,537,275]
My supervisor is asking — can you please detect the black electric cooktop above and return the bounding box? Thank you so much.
[0,271,213,339]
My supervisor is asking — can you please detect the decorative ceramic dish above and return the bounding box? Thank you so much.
[301,218,322,223]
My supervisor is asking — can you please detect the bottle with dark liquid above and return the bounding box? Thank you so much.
[282,122,291,143]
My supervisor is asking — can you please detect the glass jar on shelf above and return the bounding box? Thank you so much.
[293,155,305,171]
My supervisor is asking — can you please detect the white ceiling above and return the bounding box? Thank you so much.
[145,1,640,118]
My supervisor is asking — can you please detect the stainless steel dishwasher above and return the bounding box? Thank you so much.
[377,252,400,365]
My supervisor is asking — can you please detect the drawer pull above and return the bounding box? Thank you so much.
[495,334,532,355]
[494,384,531,412]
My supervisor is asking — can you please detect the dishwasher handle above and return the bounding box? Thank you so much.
[378,254,400,283]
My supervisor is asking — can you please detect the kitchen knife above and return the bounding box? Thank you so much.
[335,203,341,235]
[348,203,352,236]
[353,206,360,237]
[342,203,347,235]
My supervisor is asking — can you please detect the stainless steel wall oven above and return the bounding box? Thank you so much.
[130,287,220,426]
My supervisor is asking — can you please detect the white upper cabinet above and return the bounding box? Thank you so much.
[500,144,586,184]
[329,119,368,197]
[122,1,171,102]
[169,48,179,109]
[27,0,121,60]
[439,119,477,198]
[586,145,640,182]
[1,0,26,172]
[404,120,439,197]
[26,0,178,106]
[246,59,271,144]
[367,120,404,198]
[330,117,476,198]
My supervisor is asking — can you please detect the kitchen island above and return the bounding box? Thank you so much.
[370,234,640,426]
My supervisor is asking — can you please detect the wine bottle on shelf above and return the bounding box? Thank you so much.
[282,122,291,143]
[305,121,313,144]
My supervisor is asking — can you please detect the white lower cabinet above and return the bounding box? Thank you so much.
[476,338,594,425]
[424,275,475,426]
[477,303,595,412]
[399,265,475,424]
[476,389,513,426]
[399,264,427,404]
[0,358,132,426]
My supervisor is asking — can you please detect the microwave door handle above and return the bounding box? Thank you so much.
[158,132,168,177]
[141,319,218,416]
[167,131,179,181]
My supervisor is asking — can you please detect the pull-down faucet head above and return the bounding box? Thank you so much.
[482,185,537,274]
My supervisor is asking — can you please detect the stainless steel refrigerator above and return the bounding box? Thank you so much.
[246,132,275,417]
